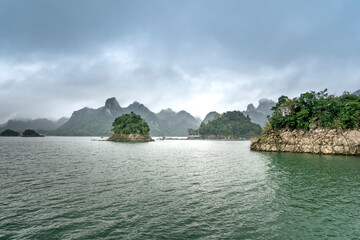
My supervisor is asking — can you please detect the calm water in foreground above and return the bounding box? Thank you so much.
[1,137,360,239]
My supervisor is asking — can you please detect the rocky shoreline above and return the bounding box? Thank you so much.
[251,127,360,156]
[107,133,153,142]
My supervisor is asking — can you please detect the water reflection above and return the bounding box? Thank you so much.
[261,152,360,239]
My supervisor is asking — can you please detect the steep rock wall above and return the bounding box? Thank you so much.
[251,128,360,156]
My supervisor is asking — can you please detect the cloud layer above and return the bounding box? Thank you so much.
[1,0,360,122]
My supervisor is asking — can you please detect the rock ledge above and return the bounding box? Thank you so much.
[107,133,153,142]
[251,127,360,156]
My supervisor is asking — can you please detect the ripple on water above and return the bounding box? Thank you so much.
[1,137,360,239]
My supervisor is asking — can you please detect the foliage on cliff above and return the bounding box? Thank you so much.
[112,112,150,136]
[198,111,262,138]
[268,89,360,130]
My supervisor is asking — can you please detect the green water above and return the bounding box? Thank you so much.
[1,137,359,239]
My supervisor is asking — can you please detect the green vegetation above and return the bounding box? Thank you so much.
[268,89,360,130]
[0,129,20,136]
[112,112,150,136]
[187,128,199,135]
[198,111,262,138]
[23,129,43,137]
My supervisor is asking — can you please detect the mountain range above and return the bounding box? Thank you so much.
[0,117,68,134]
[0,97,277,136]
[2,91,358,136]
[51,97,200,136]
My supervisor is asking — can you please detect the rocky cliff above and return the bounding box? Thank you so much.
[251,128,360,156]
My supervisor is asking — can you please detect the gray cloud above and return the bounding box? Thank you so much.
[1,0,360,122]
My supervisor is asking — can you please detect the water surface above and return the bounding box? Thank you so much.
[1,137,360,239]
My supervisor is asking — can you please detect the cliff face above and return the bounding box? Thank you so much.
[251,128,360,156]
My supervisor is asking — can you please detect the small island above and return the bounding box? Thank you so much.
[189,111,262,139]
[22,129,44,137]
[107,112,153,142]
[251,90,360,155]
[0,129,20,136]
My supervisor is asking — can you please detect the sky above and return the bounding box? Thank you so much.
[1,0,360,123]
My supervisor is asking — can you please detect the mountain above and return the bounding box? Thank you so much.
[353,89,360,96]
[52,97,200,136]
[157,109,201,136]
[56,117,70,126]
[242,98,276,127]
[202,111,219,124]
[0,129,20,136]
[0,117,68,134]
[198,111,262,139]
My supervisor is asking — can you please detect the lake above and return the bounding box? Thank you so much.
[1,137,360,239]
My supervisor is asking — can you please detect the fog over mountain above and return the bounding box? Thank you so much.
[1,0,360,123]
[202,112,219,124]
[0,117,68,134]
[243,99,276,127]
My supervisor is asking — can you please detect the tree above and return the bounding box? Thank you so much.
[268,89,360,130]
[112,112,150,136]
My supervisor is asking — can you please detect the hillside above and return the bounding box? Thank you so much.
[198,111,262,139]
[202,111,219,124]
[157,109,201,136]
[0,117,68,134]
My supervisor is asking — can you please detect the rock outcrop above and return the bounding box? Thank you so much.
[107,133,153,142]
[251,127,360,156]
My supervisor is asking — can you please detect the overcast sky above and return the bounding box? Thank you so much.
[1,0,360,122]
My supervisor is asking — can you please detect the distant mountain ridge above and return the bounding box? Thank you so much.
[51,97,200,136]
[157,109,200,136]
[0,117,68,134]
[353,89,360,96]
[242,98,276,127]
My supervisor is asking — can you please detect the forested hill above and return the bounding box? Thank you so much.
[198,111,262,139]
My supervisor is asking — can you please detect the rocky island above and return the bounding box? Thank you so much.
[22,129,44,137]
[251,90,360,155]
[189,111,262,139]
[107,112,153,142]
